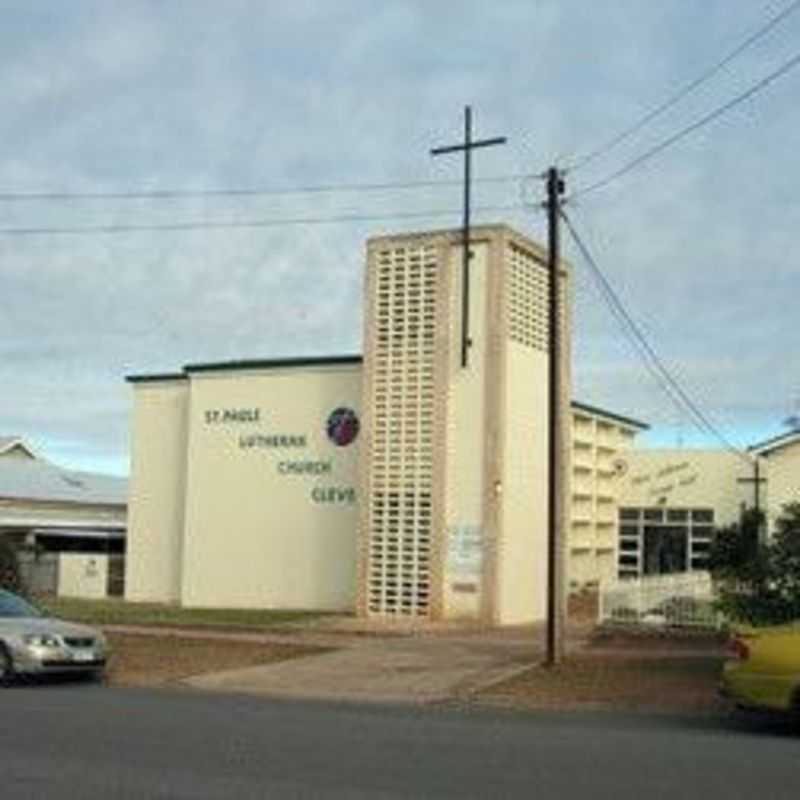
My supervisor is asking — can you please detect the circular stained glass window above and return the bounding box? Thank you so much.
[326,407,360,447]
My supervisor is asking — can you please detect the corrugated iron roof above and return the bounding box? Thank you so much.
[0,456,126,506]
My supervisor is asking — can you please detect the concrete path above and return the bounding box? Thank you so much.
[104,618,594,705]
[178,620,593,704]
[183,636,530,704]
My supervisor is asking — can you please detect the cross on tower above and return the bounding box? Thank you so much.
[431,106,507,368]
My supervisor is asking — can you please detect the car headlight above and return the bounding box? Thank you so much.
[23,633,62,648]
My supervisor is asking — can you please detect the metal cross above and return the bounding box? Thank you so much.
[431,106,506,368]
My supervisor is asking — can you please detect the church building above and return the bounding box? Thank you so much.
[125,224,646,624]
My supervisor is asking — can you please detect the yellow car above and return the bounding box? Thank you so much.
[720,624,800,713]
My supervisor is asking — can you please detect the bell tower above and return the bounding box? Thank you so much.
[356,224,570,624]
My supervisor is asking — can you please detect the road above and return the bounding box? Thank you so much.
[2,684,798,799]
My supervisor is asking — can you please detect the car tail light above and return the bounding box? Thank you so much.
[726,636,750,661]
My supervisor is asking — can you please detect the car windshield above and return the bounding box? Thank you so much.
[0,590,42,618]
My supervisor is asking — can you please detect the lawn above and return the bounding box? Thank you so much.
[37,595,333,631]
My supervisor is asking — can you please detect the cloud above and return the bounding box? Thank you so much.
[0,0,797,472]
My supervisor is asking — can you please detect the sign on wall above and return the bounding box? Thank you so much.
[447,525,484,595]
[203,404,360,505]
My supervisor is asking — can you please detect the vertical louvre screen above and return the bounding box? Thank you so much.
[507,242,549,351]
[366,243,437,616]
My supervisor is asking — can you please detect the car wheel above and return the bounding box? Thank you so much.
[0,644,14,687]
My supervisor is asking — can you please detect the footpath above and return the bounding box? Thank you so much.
[103,615,726,710]
[105,617,590,705]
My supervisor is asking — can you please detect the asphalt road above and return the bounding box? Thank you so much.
[2,683,798,799]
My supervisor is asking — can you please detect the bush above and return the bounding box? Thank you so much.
[710,503,800,626]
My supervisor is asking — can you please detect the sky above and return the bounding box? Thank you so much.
[1,0,798,476]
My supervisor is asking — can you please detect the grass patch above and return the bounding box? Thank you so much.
[35,595,334,631]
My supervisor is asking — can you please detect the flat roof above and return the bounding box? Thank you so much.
[125,355,649,431]
[125,372,187,384]
[184,354,363,374]
[571,401,649,431]
[127,355,363,382]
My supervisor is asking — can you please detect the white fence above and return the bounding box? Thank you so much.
[599,571,721,629]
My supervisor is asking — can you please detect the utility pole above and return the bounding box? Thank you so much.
[545,166,566,667]
[431,106,506,367]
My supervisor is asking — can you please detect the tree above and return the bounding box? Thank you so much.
[0,536,24,594]
[710,504,800,625]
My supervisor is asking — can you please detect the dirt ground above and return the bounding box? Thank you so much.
[87,605,732,715]
[475,641,724,713]
[104,632,327,688]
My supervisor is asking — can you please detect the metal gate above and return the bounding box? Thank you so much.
[17,552,59,596]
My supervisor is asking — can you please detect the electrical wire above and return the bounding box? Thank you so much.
[571,49,800,200]
[561,207,752,464]
[0,174,532,203]
[568,0,800,173]
[0,203,529,236]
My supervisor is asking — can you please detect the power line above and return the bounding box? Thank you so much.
[568,0,800,172]
[0,203,529,237]
[572,48,800,200]
[0,174,532,203]
[561,208,751,464]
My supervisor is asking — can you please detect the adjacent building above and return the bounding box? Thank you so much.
[612,435,799,580]
[750,430,800,533]
[0,436,127,595]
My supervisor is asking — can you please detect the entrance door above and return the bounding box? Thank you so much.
[643,525,687,575]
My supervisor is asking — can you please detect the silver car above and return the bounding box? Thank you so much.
[0,589,109,684]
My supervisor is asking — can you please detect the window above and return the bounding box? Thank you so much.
[617,506,717,579]
[667,509,688,522]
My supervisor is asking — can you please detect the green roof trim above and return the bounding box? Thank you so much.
[570,401,649,430]
[184,354,363,374]
[126,372,188,384]
[748,430,800,455]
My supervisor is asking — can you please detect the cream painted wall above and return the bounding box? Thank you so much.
[180,366,361,610]
[568,412,641,590]
[497,343,549,623]
[617,449,752,525]
[125,380,188,603]
[765,441,800,532]
[442,242,488,619]
[59,554,108,599]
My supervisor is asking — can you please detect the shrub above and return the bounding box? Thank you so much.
[711,503,800,626]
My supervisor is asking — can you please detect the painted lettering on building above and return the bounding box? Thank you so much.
[311,486,356,504]
[239,433,307,449]
[633,461,697,495]
[205,404,359,506]
[278,460,332,475]
[656,462,690,478]
[205,408,261,424]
